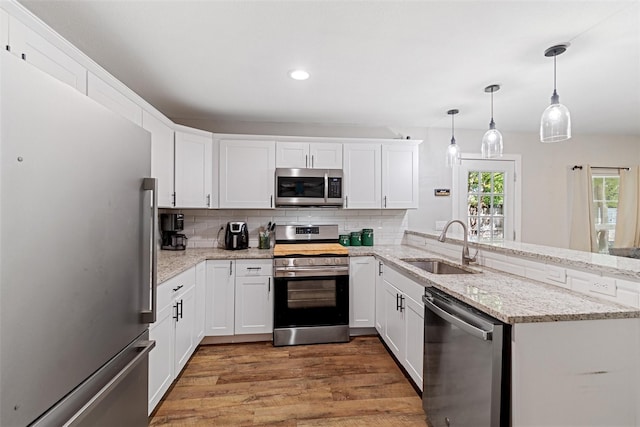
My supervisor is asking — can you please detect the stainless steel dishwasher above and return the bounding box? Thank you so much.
[422,287,510,427]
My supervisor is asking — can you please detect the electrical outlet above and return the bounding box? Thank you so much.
[589,277,617,297]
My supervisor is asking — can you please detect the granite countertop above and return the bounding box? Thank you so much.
[406,230,640,282]
[158,244,640,325]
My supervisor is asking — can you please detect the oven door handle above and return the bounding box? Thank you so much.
[274,266,349,277]
[423,294,493,341]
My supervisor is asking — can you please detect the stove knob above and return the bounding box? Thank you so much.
[307,258,314,266]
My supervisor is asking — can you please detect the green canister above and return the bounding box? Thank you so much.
[349,231,362,246]
[362,228,374,246]
[339,234,350,246]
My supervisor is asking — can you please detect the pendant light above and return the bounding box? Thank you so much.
[540,44,571,142]
[446,109,460,167]
[481,84,503,158]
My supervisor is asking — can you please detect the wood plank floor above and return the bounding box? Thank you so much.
[149,336,427,426]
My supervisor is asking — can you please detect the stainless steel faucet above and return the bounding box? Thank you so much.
[438,219,478,265]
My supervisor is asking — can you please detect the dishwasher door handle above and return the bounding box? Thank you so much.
[423,295,493,341]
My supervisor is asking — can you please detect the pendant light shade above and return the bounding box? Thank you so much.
[446,109,460,168]
[540,44,571,143]
[481,84,503,158]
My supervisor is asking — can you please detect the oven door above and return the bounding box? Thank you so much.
[274,274,349,328]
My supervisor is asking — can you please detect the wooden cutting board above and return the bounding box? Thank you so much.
[273,243,348,257]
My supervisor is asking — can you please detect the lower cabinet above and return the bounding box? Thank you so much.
[205,259,273,336]
[377,263,424,390]
[148,265,201,415]
[349,256,377,328]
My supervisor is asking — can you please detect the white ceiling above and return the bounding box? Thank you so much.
[18,0,640,136]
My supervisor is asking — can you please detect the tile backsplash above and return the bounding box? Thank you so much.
[159,208,409,248]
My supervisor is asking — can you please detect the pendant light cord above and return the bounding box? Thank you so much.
[450,113,455,144]
[553,53,557,92]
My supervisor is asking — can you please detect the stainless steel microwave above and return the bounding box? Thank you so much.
[275,168,343,207]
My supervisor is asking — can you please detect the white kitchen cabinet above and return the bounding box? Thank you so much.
[349,256,376,328]
[381,143,419,209]
[234,259,273,334]
[219,139,276,209]
[87,72,142,125]
[1,9,8,51]
[205,259,273,336]
[377,264,424,390]
[194,261,206,342]
[205,260,235,336]
[142,110,175,208]
[148,279,174,415]
[276,141,342,169]
[175,127,213,208]
[343,143,382,209]
[8,16,87,93]
[148,266,197,414]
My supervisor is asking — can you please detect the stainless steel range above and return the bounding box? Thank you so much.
[272,225,350,346]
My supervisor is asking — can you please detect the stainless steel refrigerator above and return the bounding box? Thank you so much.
[1,50,158,426]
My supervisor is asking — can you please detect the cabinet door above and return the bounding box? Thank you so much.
[194,261,206,342]
[309,142,342,169]
[382,144,418,209]
[1,9,8,51]
[9,17,87,93]
[343,143,381,209]
[383,279,404,359]
[148,290,174,415]
[175,130,213,208]
[349,256,376,328]
[375,260,385,334]
[219,139,276,208]
[205,260,235,336]
[87,72,142,125]
[276,141,308,168]
[173,284,196,375]
[234,275,273,334]
[142,110,174,208]
[403,295,424,390]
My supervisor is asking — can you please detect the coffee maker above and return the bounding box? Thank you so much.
[160,213,188,250]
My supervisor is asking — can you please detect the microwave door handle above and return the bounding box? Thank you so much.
[324,172,328,203]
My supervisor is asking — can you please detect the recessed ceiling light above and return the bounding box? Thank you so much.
[289,69,310,81]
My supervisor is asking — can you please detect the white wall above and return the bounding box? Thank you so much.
[408,128,640,249]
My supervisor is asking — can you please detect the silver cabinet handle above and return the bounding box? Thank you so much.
[270,195,273,208]
[229,260,233,276]
[305,154,308,168]
[206,194,211,207]
[423,295,493,341]
[384,196,387,208]
[60,340,155,427]
[311,155,315,168]
[141,177,157,324]
[378,261,383,276]
[246,267,262,271]
[345,195,348,208]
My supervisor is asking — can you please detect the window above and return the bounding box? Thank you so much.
[592,174,620,254]
[466,171,505,243]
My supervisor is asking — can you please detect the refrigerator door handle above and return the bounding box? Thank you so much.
[60,340,155,427]
[141,177,158,324]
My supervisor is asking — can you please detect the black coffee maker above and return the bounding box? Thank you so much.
[160,213,188,250]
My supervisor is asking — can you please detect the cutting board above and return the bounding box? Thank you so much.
[273,243,349,257]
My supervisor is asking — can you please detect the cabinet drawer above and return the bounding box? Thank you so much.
[235,259,272,277]
[159,267,196,307]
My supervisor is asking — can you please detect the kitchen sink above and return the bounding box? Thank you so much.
[401,259,476,274]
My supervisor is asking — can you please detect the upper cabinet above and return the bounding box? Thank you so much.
[276,141,342,169]
[343,142,419,209]
[7,15,87,93]
[219,139,276,209]
[142,110,175,208]
[382,144,419,209]
[87,72,142,126]
[175,126,213,208]
[343,143,382,209]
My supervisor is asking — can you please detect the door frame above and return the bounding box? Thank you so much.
[452,153,522,242]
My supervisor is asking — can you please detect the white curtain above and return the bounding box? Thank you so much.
[569,165,597,252]
[614,165,640,248]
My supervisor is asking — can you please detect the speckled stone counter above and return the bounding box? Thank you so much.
[158,248,272,283]
[406,230,640,281]
[159,244,640,325]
